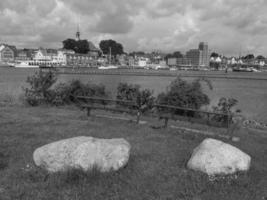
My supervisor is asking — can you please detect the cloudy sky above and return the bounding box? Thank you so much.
[0,0,267,56]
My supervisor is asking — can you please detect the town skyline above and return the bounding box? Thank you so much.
[1,0,267,56]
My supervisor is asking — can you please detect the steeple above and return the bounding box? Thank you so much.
[76,23,80,41]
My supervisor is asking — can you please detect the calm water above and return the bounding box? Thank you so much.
[1,67,267,122]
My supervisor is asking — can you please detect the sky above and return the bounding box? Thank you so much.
[0,0,267,56]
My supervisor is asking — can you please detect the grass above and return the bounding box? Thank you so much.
[0,105,267,200]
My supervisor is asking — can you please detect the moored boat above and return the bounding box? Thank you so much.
[14,61,39,68]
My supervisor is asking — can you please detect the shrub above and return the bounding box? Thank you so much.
[24,70,57,106]
[212,97,241,124]
[116,83,155,113]
[157,77,211,116]
[52,80,108,105]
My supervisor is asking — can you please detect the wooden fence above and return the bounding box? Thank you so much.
[74,96,233,131]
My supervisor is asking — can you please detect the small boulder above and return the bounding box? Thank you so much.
[33,136,131,173]
[187,138,251,175]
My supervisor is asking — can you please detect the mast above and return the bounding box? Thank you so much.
[109,47,111,65]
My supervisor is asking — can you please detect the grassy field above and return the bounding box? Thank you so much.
[0,105,267,200]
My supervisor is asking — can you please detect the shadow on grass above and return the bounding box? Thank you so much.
[0,152,9,170]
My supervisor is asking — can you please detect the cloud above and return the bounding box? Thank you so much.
[93,13,133,34]
[0,0,267,56]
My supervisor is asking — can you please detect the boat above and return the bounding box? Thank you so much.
[14,61,39,68]
[98,65,118,70]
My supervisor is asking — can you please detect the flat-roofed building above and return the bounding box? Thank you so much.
[186,49,203,66]
[199,42,209,66]
[65,53,94,67]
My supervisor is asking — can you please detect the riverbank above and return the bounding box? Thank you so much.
[0,105,266,199]
[54,67,267,80]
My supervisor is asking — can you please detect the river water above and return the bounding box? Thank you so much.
[1,67,267,122]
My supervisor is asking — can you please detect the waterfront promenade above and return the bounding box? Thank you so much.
[54,68,267,81]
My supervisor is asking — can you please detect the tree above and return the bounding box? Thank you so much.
[62,39,90,54]
[157,77,211,116]
[24,70,57,106]
[256,55,265,60]
[172,51,183,58]
[243,54,254,60]
[210,52,219,58]
[116,83,154,113]
[164,53,174,60]
[99,39,124,56]
[76,40,90,54]
[129,51,145,57]
[164,51,183,60]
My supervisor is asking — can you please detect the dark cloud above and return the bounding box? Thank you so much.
[0,0,267,55]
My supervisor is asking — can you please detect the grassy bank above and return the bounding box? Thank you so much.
[0,105,267,200]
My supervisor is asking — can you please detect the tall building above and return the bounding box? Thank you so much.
[199,42,209,66]
[186,49,203,66]
[185,42,209,67]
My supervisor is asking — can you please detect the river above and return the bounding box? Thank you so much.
[1,67,267,122]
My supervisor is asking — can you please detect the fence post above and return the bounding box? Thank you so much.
[164,117,169,128]
[87,108,91,116]
[227,110,231,137]
[136,111,141,124]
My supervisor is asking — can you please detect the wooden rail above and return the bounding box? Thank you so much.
[75,96,141,123]
[74,96,233,129]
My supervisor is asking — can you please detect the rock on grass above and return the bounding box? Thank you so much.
[187,138,251,175]
[33,136,131,173]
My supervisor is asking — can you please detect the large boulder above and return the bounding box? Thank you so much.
[33,136,131,173]
[187,138,251,175]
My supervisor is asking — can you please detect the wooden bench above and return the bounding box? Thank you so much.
[73,96,233,130]
[154,104,233,129]
[74,96,141,123]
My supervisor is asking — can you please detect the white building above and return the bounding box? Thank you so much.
[137,57,148,67]
[33,48,75,66]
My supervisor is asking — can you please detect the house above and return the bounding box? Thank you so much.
[137,57,148,67]
[34,48,57,61]
[65,53,94,67]
[0,44,16,63]
[16,49,35,61]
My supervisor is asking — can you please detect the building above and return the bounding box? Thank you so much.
[0,44,15,63]
[127,56,135,67]
[167,58,177,66]
[199,42,209,66]
[32,48,92,67]
[186,49,203,66]
[185,42,209,67]
[65,53,95,67]
[137,57,148,67]
[167,57,191,67]
[16,49,35,61]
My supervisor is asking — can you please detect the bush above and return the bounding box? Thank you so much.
[24,70,57,106]
[52,80,108,105]
[116,83,155,113]
[157,77,211,116]
[212,97,241,124]
[24,70,108,106]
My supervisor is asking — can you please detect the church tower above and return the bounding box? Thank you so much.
[76,24,80,41]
